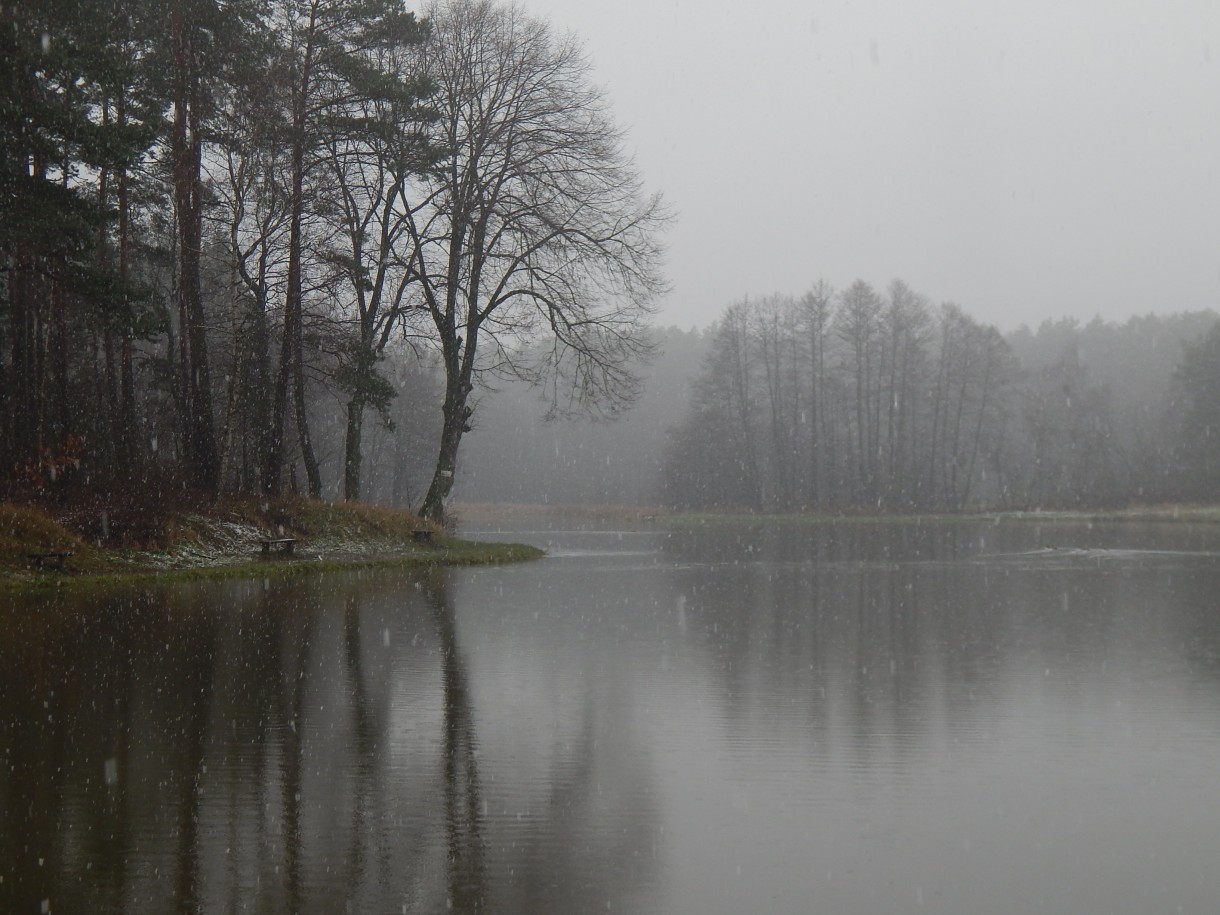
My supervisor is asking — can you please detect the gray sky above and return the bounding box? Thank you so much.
[519,0,1220,331]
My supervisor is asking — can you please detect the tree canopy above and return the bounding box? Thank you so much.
[1,0,668,522]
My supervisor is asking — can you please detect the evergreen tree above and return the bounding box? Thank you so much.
[1,0,157,482]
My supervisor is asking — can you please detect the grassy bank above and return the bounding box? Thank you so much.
[1,496,542,592]
[9,496,1217,592]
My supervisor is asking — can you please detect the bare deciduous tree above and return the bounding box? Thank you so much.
[403,0,669,522]
[835,280,884,505]
[318,49,437,502]
[263,0,427,498]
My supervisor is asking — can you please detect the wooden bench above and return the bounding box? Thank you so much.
[259,538,297,556]
[410,529,435,545]
[28,551,72,571]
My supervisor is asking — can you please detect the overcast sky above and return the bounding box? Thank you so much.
[516,0,1220,331]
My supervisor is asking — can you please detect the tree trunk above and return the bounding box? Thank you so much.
[266,143,315,498]
[0,319,8,472]
[343,394,365,501]
[7,246,37,467]
[249,305,272,492]
[217,282,247,490]
[294,345,322,498]
[98,143,118,472]
[267,5,317,497]
[420,384,468,523]
[420,321,478,522]
[51,285,69,440]
[117,99,137,469]
[172,0,219,493]
[265,214,296,496]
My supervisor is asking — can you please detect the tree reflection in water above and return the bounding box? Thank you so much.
[0,568,659,913]
[11,523,1220,913]
[426,573,487,911]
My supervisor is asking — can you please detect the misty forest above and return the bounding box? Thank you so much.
[2,0,666,521]
[7,0,1220,520]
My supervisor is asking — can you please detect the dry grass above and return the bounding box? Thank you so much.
[0,503,89,555]
[0,504,106,575]
[1,494,447,580]
[282,498,440,540]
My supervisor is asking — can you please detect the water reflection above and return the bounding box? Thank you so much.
[0,567,662,914]
[662,522,1220,753]
[5,521,1220,913]
[430,575,486,912]
[650,522,1220,914]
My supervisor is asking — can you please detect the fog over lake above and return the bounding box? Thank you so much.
[519,0,1220,331]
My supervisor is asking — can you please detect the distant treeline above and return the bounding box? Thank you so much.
[660,284,1220,512]
[453,291,1220,512]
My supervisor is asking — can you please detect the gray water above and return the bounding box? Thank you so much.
[4,520,1220,914]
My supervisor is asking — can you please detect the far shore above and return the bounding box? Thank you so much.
[452,501,1220,527]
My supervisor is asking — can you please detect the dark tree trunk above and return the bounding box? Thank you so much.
[266,197,298,494]
[172,0,219,493]
[267,7,319,497]
[0,320,8,473]
[7,247,37,468]
[51,285,69,440]
[420,384,468,523]
[248,305,272,492]
[117,102,137,468]
[421,330,475,523]
[344,394,365,502]
[13,245,48,466]
[98,144,118,472]
[293,314,322,498]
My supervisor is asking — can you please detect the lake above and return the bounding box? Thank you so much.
[4,518,1220,914]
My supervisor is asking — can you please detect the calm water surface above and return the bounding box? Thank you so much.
[4,520,1220,914]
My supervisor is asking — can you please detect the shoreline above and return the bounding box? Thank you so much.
[9,497,1220,596]
[2,497,543,596]
[453,500,1220,527]
[2,539,545,597]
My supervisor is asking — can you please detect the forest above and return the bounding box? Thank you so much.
[5,1,1219,520]
[655,293,1220,513]
[1,0,665,521]
[454,299,1220,513]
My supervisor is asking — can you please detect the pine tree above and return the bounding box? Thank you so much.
[1,0,157,482]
